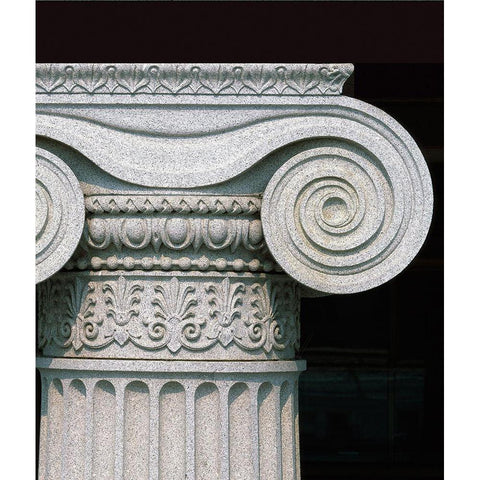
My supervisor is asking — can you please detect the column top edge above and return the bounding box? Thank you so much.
[37,357,307,373]
[36,63,353,97]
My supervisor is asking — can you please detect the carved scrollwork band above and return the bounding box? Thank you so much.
[36,63,353,96]
[36,147,85,284]
[262,138,433,294]
[37,273,300,360]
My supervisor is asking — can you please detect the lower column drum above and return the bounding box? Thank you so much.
[37,358,305,480]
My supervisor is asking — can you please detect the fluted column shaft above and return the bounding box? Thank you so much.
[37,359,304,480]
[37,267,305,480]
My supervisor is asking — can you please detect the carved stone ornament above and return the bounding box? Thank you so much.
[36,147,85,283]
[261,133,433,294]
[36,63,433,480]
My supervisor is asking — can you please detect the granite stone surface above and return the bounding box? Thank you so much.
[36,147,85,283]
[35,63,433,479]
[38,358,305,480]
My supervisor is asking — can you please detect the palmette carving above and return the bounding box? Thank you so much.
[243,283,292,352]
[66,279,98,351]
[149,278,204,352]
[37,279,65,349]
[102,276,144,346]
[37,273,300,359]
[38,278,98,351]
[205,278,246,347]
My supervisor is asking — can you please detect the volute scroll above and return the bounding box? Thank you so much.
[261,111,434,294]
[36,147,85,283]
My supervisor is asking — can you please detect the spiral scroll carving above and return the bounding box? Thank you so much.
[36,147,85,283]
[262,138,433,294]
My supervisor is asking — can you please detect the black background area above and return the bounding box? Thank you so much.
[299,63,443,479]
[36,1,443,63]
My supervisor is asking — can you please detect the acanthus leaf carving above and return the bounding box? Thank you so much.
[283,64,321,95]
[195,65,235,95]
[239,65,277,95]
[72,64,108,94]
[36,64,353,95]
[115,64,150,93]
[157,65,193,94]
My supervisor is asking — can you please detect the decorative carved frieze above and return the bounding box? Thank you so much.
[82,216,266,254]
[70,194,280,274]
[36,63,353,96]
[38,273,300,360]
[65,254,282,274]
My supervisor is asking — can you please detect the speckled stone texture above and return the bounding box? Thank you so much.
[35,63,433,480]
[38,359,304,480]
[36,147,85,283]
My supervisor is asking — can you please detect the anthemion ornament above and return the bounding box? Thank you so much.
[36,63,433,480]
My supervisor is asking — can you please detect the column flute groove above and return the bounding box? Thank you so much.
[83,383,94,480]
[185,384,196,480]
[114,385,124,480]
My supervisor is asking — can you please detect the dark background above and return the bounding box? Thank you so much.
[299,63,443,479]
[36,2,443,479]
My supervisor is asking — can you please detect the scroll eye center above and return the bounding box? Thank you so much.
[321,196,349,226]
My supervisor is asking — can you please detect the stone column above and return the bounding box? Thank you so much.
[36,63,433,480]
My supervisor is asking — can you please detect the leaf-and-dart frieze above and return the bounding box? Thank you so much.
[36,64,353,96]
[37,274,300,359]
[85,195,262,216]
